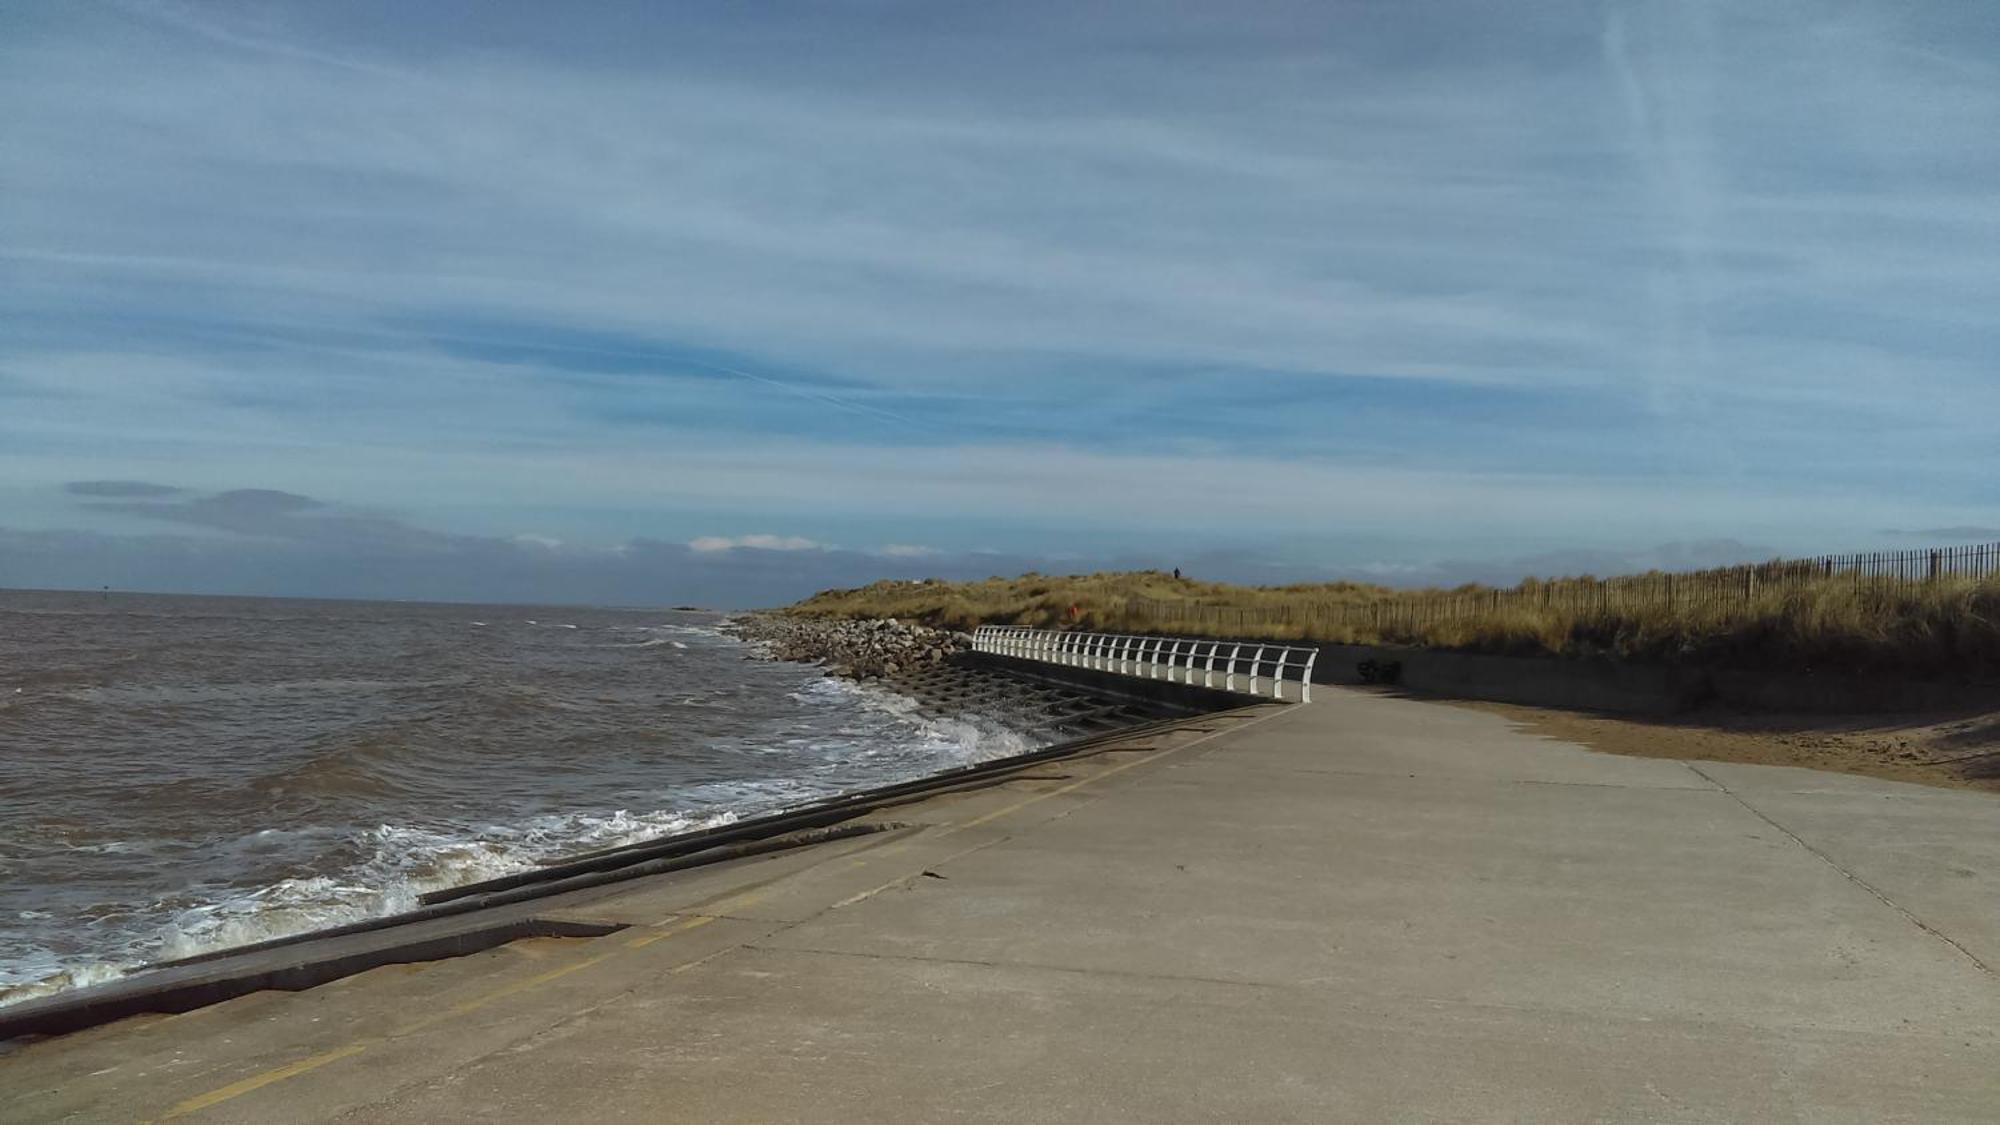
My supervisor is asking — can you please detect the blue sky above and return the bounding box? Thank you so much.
[2,0,1996,605]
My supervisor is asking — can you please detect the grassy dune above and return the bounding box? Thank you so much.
[786,569,2000,676]
[787,572,1390,634]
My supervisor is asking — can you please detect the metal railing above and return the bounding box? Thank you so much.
[972,626,1318,703]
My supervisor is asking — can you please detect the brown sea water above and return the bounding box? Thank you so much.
[0,590,1030,1007]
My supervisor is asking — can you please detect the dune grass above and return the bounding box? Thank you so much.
[785,569,2000,676]
[787,571,1390,635]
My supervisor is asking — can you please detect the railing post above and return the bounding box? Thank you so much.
[1225,644,1243,692]
[1251,645,1267,697]
[1204,642,1220,689]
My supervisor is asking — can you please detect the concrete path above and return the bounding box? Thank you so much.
[5,689,1998,1122]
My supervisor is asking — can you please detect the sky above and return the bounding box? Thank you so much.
[3,0,1996,606]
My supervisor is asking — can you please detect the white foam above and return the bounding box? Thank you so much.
[608,623,732,648]
[0,960,130,1009]
[149,806,747,966]
[787,677,867,706]
[796,677,1035,767]
[0,803,753,1009]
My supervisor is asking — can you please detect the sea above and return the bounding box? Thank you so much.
[0,590,1032,1009]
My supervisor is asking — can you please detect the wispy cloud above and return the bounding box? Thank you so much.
[64,480,186,498]
[688,534,824,553]
[74,485,458,550]
[3,0,1996,599]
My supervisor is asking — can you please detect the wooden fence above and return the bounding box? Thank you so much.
[1122,541,2000,636]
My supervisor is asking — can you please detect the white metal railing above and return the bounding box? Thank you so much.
[970,626,1318,703]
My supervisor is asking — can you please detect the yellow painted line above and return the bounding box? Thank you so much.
[162,1044,368,1120]
[435,953,614,1020]
[665,947,736,977]
[625,913,718,949]
[829,838,998,909]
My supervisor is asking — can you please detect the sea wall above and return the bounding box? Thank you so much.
[1311,642,2000,715]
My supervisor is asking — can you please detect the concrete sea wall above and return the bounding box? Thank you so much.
[1310,642,2000,716]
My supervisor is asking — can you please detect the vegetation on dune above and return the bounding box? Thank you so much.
[784,569,2000,678]
[787,571,1391,635]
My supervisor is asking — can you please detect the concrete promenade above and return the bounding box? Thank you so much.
[6,688,1999,1121]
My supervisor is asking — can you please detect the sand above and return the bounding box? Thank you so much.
[1443,695,2000,793]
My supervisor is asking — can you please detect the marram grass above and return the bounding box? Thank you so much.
[785,569,2000,676]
